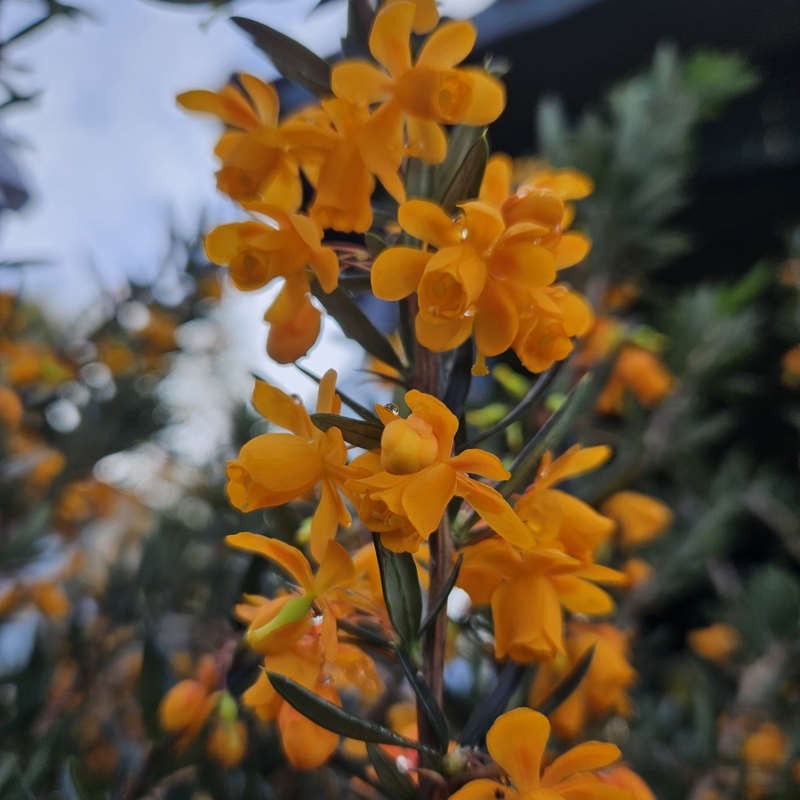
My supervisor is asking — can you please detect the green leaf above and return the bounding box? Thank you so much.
[232,17,331,97]
[500,364,613,500]
[438,135,489,213]
[462,362,563,450]
[431,125,486,211]
[419,554,463,636]
[267,672,436,754]
[311,413,383,449]
[341,0,374,58]
[311,284,406,373]
[537,644,595,716]
[460,662,527,746]
[367,743,416,800]
[373,535,422,649]
[396,648,449,752]
[138,633,171,740]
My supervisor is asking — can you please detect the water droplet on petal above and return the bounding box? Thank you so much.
[384,402,400,414]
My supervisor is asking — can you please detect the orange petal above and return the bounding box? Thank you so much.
[278,683,341,769]
[401,462,457,536]
[449,448,509,481]
[226,532,314,591]
[252,379,312,437]
[331,60,392,105]
[371,247,430,300]
[542,741,621,787]
[369,1,414,76]
[314,540,356,596]
[267,295,321,363]
[456,68,505,125]
[479,153,513,209]
[310,481,346,563]
[474,281,519,358]
[410,0,439,33]
[405,390,459,458]
[550,575,614,616]
[542,445,612,487]
[533,169,593,200]
[415,312,472,352]
[239,74,279,125]
[486,708,550,791]
[492,240,556,287]
[458,477,535,550]
[315,369,340,415]
[406,116,448,164]
[398,199,459,248]
[460,201,505,253]
[555,232,591,268]
[177,89,259,129]
[417,19,476,69]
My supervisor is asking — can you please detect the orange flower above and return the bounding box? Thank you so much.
[158,679,218,746]
[515,445,615,561]
[226,371,353,560]
[178,75,303,208]
[528,622,636,740]
[597,345,674,414]
[205,207,338,363]
[346,390,534,552]
[449,707,625,800]
[331,1,505,164]
[371,199,560,374]
[742,722,788,768]
[688,623,740,664]
[598,765,656,800]
[601,491,672,549]
[227,533,355,654]
[458,537,624,663]
[620,557,653,589]
[0,386,23,430]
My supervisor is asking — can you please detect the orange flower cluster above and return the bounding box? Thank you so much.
[372,156,593,375]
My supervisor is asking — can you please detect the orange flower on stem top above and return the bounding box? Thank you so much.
[331,1,505,164]
[449,707,627,800]
[226,370,354,560]
[371,199,561,375]
[346,390,534,552]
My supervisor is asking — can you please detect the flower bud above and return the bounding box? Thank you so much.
[380,415,439,474]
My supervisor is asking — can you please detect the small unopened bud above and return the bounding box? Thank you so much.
[380,415,438,474]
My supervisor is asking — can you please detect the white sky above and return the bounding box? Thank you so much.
[0,0,494,406]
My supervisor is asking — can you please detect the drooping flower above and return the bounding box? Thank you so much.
[458,536,624,663]
[515,445,615,561]
[331,1,505,164]
[448,707,626,800]
[596,345,674,414]
[528,622,637,740]
[600,490,673,549]
[345,390,534,552]
[205,206,338,363]
[226,371,354,559]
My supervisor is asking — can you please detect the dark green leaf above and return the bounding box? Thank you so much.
[431,125,486,210]
[311,284,406,372]
[460,663,527,746]
[537,644,595,716]
[373,535,422,648]
[311,413,383,449]
[267,672,436,753]
[500,366,611,500]
[462,362,564,450]
[396,649,449,752]
[232,17,331,97]
[438,135,488,213]
[138,633,171,740]
[367,744,416,800]
[341,0,374,58]
[419,554,463,636]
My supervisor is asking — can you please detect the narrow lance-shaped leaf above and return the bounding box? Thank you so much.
[373,535,423,649]
[431,125,486,209]
[367,743,417,800]
[460,662,528,746]
[312,283,406,373]
[500,362,614,501]
[267,672,437,754]
[232,17,331,97]
[439,135,489,213]
[311,413,384,450]
[396,648,449,753]
[537,644,596,716]
[419,554,463,636]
